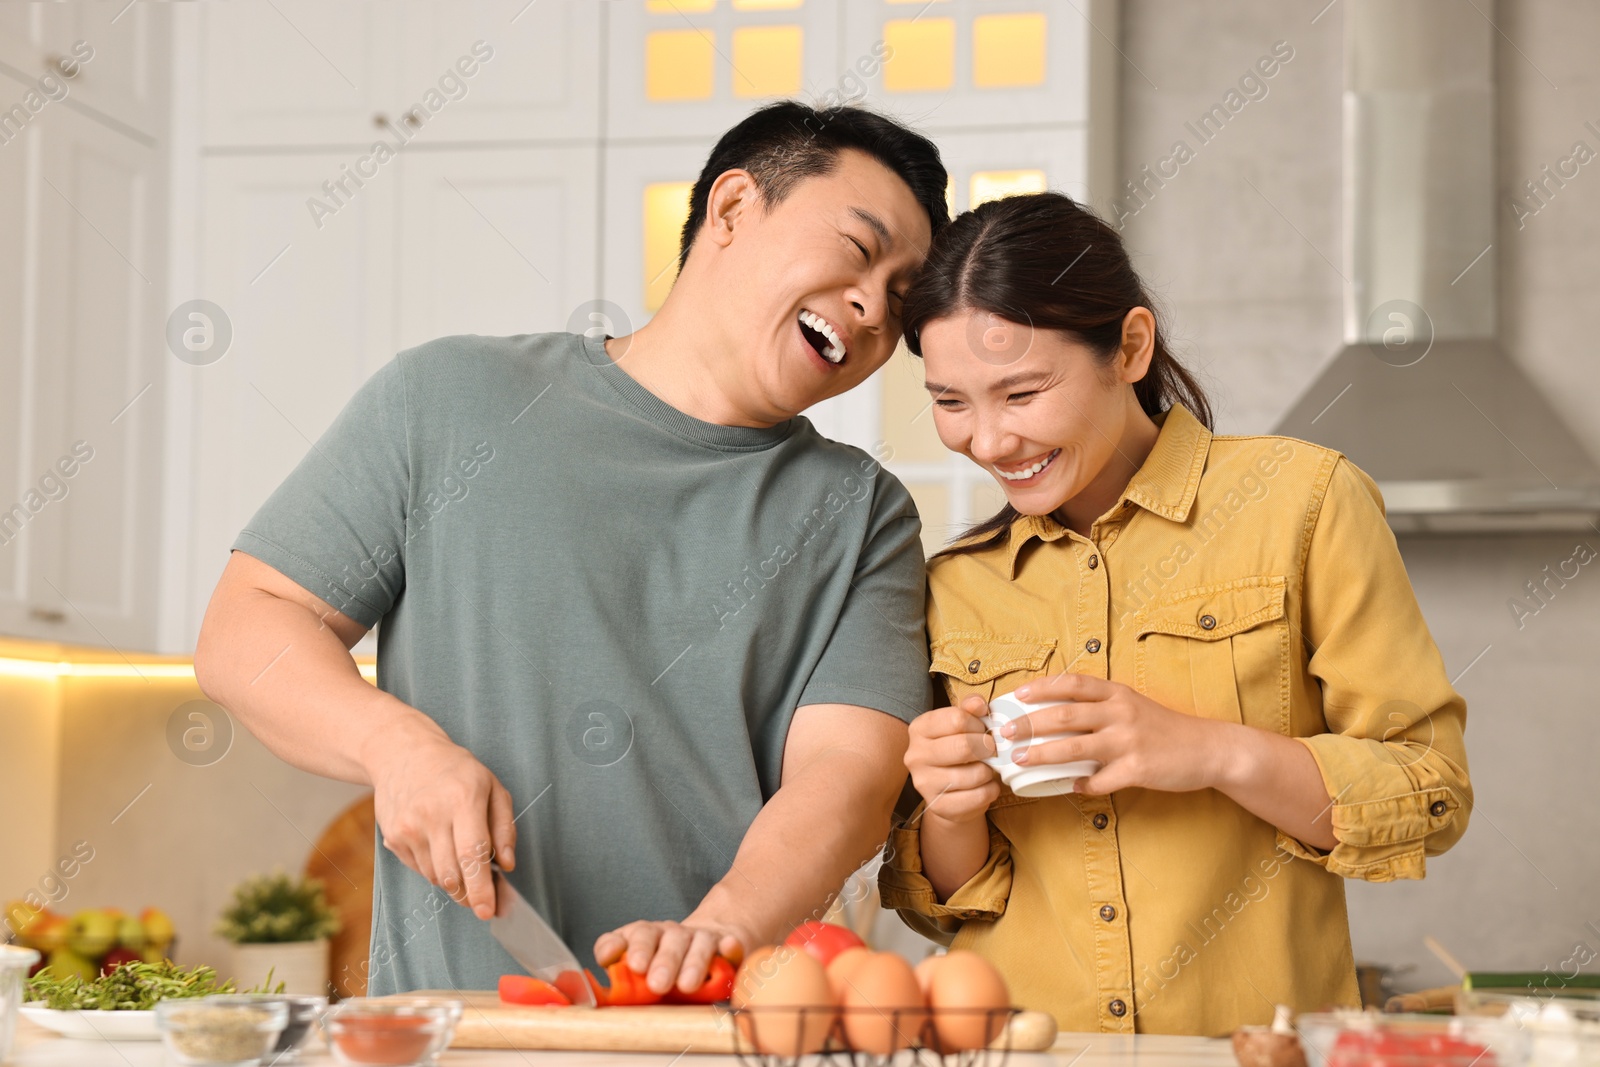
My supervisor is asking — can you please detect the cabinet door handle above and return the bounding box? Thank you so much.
[45,55,81,79]
[29,606,67,624]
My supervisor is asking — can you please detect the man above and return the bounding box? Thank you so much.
[194,101,948,996]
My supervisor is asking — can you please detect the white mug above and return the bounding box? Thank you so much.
[982,691,1101,798]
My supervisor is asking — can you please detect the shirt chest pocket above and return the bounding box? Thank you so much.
[930,634,1058,706]
[1134,575,1290,732]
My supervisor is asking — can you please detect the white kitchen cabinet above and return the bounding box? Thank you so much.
[199,1,401,147]
[0,104,167,650]
[0,108,36,632]
[395,147,600,346]
[0,2,167,140]
[180,152,400,646]
[40,0,169,140]
[199,0,602,149]
[394,1,601,144]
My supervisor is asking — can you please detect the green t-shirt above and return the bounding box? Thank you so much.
[233,332,930,994]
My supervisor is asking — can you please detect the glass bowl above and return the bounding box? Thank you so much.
[1296,1010,1516,1067]
[156,998,289,1066]
[205,993,327,1060]
[1,946,40,1065]
[319,998,462,1066]
[1456,989,1600,1067]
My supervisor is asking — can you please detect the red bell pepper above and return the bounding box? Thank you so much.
[498,974,573,1006]
[593,961,664,1006]
[663,956,736,1005]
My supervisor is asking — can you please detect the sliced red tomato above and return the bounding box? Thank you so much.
[663,955,736,1004]
[498,974,573,1006]
[784,921,865,967]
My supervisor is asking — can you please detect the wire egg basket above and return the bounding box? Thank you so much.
[727,1005,1023,1067]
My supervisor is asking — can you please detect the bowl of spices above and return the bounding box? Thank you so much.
[206,994,327,1060]
[319,999,462,1067]
[157,999,288,1066]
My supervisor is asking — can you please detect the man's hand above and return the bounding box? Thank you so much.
[364,724,518,920]
[593,916,750,996]
[903,696,1000,823]
[1008,673,1226,794]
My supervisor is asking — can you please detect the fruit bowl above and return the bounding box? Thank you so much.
[729,1004,1023,1067]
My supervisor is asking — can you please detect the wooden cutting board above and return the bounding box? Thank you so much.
[407,991,1058,1054]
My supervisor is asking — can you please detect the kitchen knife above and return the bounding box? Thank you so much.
[488,864,597,1007]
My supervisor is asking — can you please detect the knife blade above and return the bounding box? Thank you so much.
[488,864,597,1007]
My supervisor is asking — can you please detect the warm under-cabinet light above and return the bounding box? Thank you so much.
[0,657,377,682]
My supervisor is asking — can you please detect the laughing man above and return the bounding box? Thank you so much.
[195,102,948,996]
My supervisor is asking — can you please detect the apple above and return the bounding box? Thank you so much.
[29,915,69,954]
[45,946,97,982]
[139,944,167,965]
[115,916,146,950]
[66,909,117,959]
[140,907,175,951]
[3,899,41,942]
[100,947,142,975]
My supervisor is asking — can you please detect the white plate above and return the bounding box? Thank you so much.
[18,1006,159,1040]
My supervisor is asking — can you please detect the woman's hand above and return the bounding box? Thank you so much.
[1008,673,1231,795]
[904,696,1001,823]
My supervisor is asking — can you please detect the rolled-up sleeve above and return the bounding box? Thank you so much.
[1291,456,1472,882]
[879,803,1014,942]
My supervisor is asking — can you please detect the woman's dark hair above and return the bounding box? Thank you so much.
[679,101,950,268]
[902,191,1212,556]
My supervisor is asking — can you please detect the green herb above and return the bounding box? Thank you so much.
[24,960,237,1011]
[216,872,341,945]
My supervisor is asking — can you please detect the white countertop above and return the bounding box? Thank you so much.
[10,1019,1236,1067]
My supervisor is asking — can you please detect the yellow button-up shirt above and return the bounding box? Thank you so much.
[880,404,1471,1037]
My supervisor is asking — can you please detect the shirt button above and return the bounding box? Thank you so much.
[967,659,982,674]
[1199,614,1217,630]
[1092,813,1110,830]
[1108,998,1127,1017]
[1085,638,1102,654]
[1087,554,1099,569]
[1430,800,1448,817]
[1099,905,1117,922]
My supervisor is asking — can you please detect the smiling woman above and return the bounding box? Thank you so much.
[881,192,1473,1036]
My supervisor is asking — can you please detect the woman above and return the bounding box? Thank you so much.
[879,193,1471,1036]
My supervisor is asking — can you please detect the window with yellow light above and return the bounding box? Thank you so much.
[646,0,716,12]
[646,29,716,101]
[732,24,803,98]
[643,181,694,311]
[973,12,1047,88]
[970,169,1047,208]
[881,18,955,92]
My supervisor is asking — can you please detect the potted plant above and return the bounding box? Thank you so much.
[216,873,340,996]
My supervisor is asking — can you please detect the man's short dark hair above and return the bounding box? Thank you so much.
[678,101,949,269]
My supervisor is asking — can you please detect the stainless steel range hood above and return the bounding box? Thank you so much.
[1272,0,1600,534]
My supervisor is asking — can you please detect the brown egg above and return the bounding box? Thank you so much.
[732,945,835,1056]
[929,950,1010,1051]
[840,952,928,1054]
[826,945,872,1002]
[913,953,944,997]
